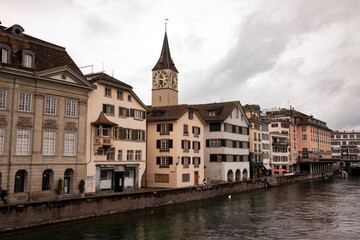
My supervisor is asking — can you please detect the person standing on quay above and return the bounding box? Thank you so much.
[0,187,7,204]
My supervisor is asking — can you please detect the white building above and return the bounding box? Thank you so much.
[192,101,251,182]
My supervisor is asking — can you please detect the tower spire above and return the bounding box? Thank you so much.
[152,21,178,73]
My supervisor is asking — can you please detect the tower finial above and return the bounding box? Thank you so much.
[165,18,169,32]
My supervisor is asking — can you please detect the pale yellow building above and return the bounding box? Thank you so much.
[85,73,147,193]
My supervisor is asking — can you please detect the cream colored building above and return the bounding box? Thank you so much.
[0,24,94,203]
[85,73,147,193]
[269,120,291,174]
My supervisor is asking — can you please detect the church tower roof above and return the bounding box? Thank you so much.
[152,31,178,73]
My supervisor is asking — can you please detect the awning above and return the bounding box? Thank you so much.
[263,164,271,170]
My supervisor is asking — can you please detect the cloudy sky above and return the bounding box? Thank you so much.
[1,0,359,130]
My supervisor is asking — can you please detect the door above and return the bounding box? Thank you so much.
[114,172,124,192]
[194,171,199,186]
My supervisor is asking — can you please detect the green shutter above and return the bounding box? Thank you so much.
[110,105,115,114]
[119,127,125,139]
[142,130,145,141]
[131,129,136,140]
[142,111,146,119]
[102,104,106,113]
[130,109,134,117]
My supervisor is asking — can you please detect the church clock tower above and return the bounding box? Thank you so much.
[151,27,179,107]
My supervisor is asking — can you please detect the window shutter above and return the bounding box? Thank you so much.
[142,111,146,119]
[198,142,200,150]
[206,139,210,147]
[142,131,145,141]
[110,105,115,114]
[156,157,160,165]
[120,128,125,139]
[222,154,226,162]
[188,141,191,149]
[198,158,201,164]
[130,108,134,117]
[192,141,195,149]
[131,130,136,140]
[169,123,173,131]
[169,157,173,165]
[181,157,184,165]
[126,108,129,117]
[181,140,184,149]
[224,123,227,131]
[169,139,173,148]
[157,124,161,132]
[192,157,195,164]
[199,127,200,134]
[192,127,194,134]
[156,140,160,149]
[102,104,106,113]
[247,127,249,135]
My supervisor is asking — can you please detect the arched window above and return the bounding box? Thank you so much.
[235,170,241,181]
[0,43,11,64]
[227,170,234,182]
[14,169,27,193]
[242,169,248,180]
[21,50,35,68]
[42,169,54,191]
[64,169,74,194]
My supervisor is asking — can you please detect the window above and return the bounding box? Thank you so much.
[14,170,27,193]
[0,89,6,109]
[343,135,348,139]
[254,133,257,140]
[161,139,169,151]
[119,107,127,117]
[42,169,53,191]
[155,174,169,183]
[271,123,278,127]
[182,140,190,151]
[302,126,307,132]
[128,95,132,102]
[107,148,115,161]
[103,104,115,115]
[0,128,4,155]
[193,126,200,136]
[193,157,200,166]
[113,127,119,139]
[43,130,55,155]
[302,134,307,141]
[160,156,169,167]
[66,99,77,117]
[137,130,142,141]
[159,123,171,134]
[182,157,190,167]
[19,92,32,112]
[127,150,134,160]
[209,110,216,116]
[182,174,190,182]
[16,129,30,155]
[117,90,123,100]
[64,132,76,156]
[45,96,57,115]
[118,150,122,161]
[135,150,141,160]
[188,110,193,120]
[209,123,221,131]
[105,87,111,97]
[125,129,131,140]
[24,54,33,68]
[1,48,9,63]
[183,124,189,135]
[134,110,142,119]
[193,141,200,151]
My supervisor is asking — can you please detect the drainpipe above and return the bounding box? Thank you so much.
[7,77,16,201]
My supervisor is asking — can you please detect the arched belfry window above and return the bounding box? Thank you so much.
[0,43,11,64]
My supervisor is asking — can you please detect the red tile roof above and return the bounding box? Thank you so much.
[92,112,117,126]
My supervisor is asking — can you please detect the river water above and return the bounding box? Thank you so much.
[3,176,360,240]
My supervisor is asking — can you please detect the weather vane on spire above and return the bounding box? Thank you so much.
[165,18,169,32]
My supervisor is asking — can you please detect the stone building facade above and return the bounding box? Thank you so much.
[0,24,94,203]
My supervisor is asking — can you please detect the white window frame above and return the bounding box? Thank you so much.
[135,150,141,160]
[127,150,133,160]
[105,87,111,97]
[117,90,123,100]
[0,128,4,155]
[24,54,33,68]
[117,150,122,161]
[161,139,169,151]
[193,127,200,136]
[16,129,30,155]
[161,124,169,134]
[193,141,199,151]
[134,110,142,119]
[0,89,6,109]
[183,140,189,151]
[1,48,8,63]
[43,130,56,155]
[19,92,32,112]
[66,99,77,117]
[193,157,200,166]
[64,132,76,156]
[160,156,169,167]
[125,129,131,140]
[137,130,142,140]
[183,156,190,166]
[45,96,57,115]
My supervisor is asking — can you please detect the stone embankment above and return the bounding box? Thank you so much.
[0,172,333,232]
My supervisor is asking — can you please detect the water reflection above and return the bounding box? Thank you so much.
[2,177,360,240]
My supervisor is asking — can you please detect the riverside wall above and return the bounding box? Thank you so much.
[0,172,332,232]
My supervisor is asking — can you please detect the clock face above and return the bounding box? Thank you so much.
[171,73,178,89]
[153,70,169,88]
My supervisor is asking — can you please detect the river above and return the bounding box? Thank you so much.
[2,176,360,240]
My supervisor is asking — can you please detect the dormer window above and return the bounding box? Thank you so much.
[209,110,216,117]
[0,43,11,64]
[21,50,35,68]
